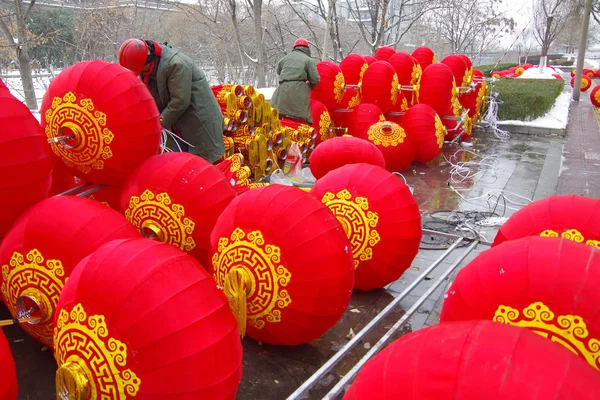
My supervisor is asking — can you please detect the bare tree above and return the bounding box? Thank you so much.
[0,0,38,109]
[534,0,571,56]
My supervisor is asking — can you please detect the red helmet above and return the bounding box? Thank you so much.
[293,38,309,49]
[119,39,149,75]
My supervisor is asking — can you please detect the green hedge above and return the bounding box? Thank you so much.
[493,78,564,121]
[474,63,519,76]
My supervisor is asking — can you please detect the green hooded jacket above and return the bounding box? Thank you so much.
[148,43,225,163]
[270,46,320,124]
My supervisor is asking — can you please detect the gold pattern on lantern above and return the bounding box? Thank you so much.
[367,121,406,147]
[45,92,114,174]
[212,228,292,330]
[321,189,381,269]
[391,73,399,104]
[594,89,600,104]
[348,92,361,108]
[434,114,445,148]
[494,302,600,371]
[410,64,422,86]
[334,72,345,103]
[539,228,600,248]
[359,63,369,83]
[54,303,141,399]
[319,111,335,142]
[125,189,196,252]
[1,249,64,347]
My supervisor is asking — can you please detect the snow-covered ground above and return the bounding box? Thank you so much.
[518,66,560,79]
[256,87,276,101]
[499,90,571,130]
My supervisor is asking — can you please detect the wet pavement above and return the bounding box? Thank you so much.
[1,128,571,399]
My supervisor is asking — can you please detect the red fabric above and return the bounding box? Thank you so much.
[570,75,592,92]
[355,121,415,171]
[209,185,354,345]
[411,46,436,70]
[48,160,78,196]
[361,61,399,113]
[310,99,333,145]
[41,60,162,186]
[459,82,483,119]
[0,329,17,400]
[311,61,345,110]
[309,136,385,179]
[401,104,443,163]
[441,54,469,87]
[364,56,377,65]
[419,63,456,116]
[121,152,236,267]
[331,89,359,127]
[374,46,395,61]
[348,103,385,137]
[388,52,420,86]
[493,195,600,246]
[591,85,600,107]
[344,320,600,400]
[86,184,122,209]
[0,196,140,347]
[55,238,242,399]
[440,236,600,370]
[340,54,368,85]
[0,89,53,239]
[311,164,421,289]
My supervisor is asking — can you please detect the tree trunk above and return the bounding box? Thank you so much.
[254,0,266,88]
[15,0,37,110]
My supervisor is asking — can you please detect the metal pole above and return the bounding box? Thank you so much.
[323,240,480,399]
[573,0,593,101]
[286,237,465,400]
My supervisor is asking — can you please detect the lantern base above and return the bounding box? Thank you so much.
[56,362,90,400]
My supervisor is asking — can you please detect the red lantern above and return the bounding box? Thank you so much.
[309,136,386,179]
[387,52,421,106]
[348,103,385,137]
[54,238,243,399]
[311,61,345,110]
[310,99,335,145]
[311,164,421,290]
[364,55,377,65]
[441,236,600,370]
[441,54,470,87]
[361,61,400,113]
[340,54,369,85]
[49,160,78,196]
[41,60,162,185]
[411,46,436,70]
[401,104,445,163]
[472,69,484,80]
[570,75,592,91]
[0,329,17,400]
[355,121,415,171]
[374,46,395,61]
[419,63,460,117]
[0,196,140,347]
[344,320,600,400]
[85,184,122,209]
[121,152,236,267]
[590,85,600,107]
[553,73,564,80]
[0,90,53,239]
[493,195,600,247]
[584,68,595,78]
[332,89,360,127]
[209,185,354,345]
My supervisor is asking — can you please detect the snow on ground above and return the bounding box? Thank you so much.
[256,87,276,101]
[2,73,52,110]
[585,59,599,69]
[499,90,571,129]
[518,66,560,79]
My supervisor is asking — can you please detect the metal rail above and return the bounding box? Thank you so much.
[287,237,466,400]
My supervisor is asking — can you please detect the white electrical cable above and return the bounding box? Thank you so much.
[482,92,511,141]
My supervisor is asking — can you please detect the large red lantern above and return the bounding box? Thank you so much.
[401,104,445,163]
[590,85,600,107]
[355,121,416,171]
[41,60,162,185]
[374,46,395,61]
[0,196,140,347]
[364,55,377,65]
[340,54,369,85]
[570,75,592,92]
[48,160,78,197]
[311,164,421,290]
[0,329,17,400]
[311,61,345,110]
[411,46,436,70]
[54,238,243,399]
[348,103,385,137]
[344,320,600,399]
[210,185,354,345]
[309,136,385,179]
[387,52,421,105]
[419,63,461,117]
[493,195,600,247]
[441,54,471,87]
[440,236,600,370]
[85,184,122,209]
[0,90,53,239]
[361,61,400,113]
[332,89,360,127]
[310,99,335,145]
[121,152,236,267]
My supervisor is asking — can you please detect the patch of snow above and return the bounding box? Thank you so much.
[1,74,52,109]
[500,91,571,129]
[256,87,276,101]
[585,59,599,69]
[518,66,560,79]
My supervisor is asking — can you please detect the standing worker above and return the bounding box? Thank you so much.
[118,39,225,163]
[270,38,320,124]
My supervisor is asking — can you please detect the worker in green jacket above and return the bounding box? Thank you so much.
[270,38,320,124]
[118,39,225,163]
